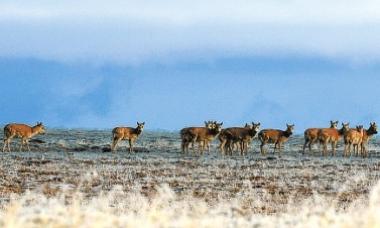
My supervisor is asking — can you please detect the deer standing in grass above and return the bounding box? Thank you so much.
[360,122,378,157]
[180,121,223,154]
[303,121,339,154]
[2,122,46,152]
[218,123,250,155]
[318,122,349,156]
[258,124,294,155]
[111,122,145,152]
[219,122,260,155]
[343,125,364,157]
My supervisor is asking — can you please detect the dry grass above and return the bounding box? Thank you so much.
[0,130,379,227]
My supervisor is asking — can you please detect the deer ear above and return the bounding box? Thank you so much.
[142,122,145,125]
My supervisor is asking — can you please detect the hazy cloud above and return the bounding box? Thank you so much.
[1,1,380,64]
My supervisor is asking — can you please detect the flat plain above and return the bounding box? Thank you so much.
[1,129,380,227]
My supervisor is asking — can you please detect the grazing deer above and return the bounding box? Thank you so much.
[180,121,223,154]
[360,122,378,157]
[220,122,261,155]
[258,124,294,155]
[111,122,145,152]
[303,121,339,154]
[318,122,349,156]
[343,125,364,157]
[2,122,46,152]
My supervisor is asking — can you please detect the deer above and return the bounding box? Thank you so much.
[180,121,223,154]
[2,122,46,152]
[318,122,349,156]
[258,124,294,155]
[111,122,145,153]
[218,123,251,155]
[180,121,212,153]
[343,125,364,157]
[220,122,261,155]
[360,122,378,157]
[303,121,339,154]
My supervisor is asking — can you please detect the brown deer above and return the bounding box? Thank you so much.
[360,122,377,157]
[180,121,212,153]
[318,122,349,156]
[221,122,261,155]
[218,123,251,154]
[2,122,46,152]
[258,124,294,155]
[180,121,223,154]
[303,121,338,154]
[111,122,145,152]
[343,125,364,157]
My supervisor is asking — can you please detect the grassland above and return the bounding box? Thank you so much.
[0,130,380,227]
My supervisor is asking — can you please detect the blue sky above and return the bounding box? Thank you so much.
[1,1,380,131]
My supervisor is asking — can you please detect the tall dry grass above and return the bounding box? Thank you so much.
[0,180,380,228]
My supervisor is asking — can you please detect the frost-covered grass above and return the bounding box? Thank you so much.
[1,180,380,227]
[0,130,380,227]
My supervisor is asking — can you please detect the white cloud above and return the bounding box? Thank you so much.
[1,0,380,64]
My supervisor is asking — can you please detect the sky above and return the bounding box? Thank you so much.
[1,1,380,131]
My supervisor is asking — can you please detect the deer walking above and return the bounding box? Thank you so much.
[258,124,294,155]
[111,122,145,152]
[2,122,46,152]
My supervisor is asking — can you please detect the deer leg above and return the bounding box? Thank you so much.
[343,143,347,157]
[7,139,11,152]
[19,139,24,152]
[112,138,121,152]
[199,141,205,155]
[185,141,190,153]
[181,138,188,153]
[2,139,7,152]
[362,143,367,158]
[303,139,309,154]
[181,140,185,153]
[260,142,265,155]
[331,142,337,156]
[273,143,278,154]
[322,143,327,156]
[309,140,314,153]
[277,142,281,153]
[26,139,31,152]
[227,140,232,155]
[219,140,226,154]
[128,139,134,153]
[182,139,190,153]
[191,138,197,153]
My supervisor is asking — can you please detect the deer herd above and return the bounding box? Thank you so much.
[1,121,378,158]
